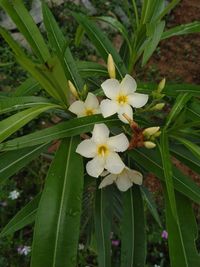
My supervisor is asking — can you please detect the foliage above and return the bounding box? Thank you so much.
[0,0,200,266]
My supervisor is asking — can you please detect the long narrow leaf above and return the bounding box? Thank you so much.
[0,194,41,237]
[31,137,84,267]
[0,115,120,151]
[0,143,48,184]
[0,104,60,143]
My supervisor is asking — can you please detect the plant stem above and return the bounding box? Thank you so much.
[131,0,139,27]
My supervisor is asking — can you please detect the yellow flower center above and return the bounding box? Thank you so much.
[117,94,128,105]
[85,109,94,116]
[97,145,108,157]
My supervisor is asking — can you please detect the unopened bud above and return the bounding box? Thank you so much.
[153,131,161,138]
[144,141,156,149]
[157,78,166,93]
[68,80,79,99]
[151,103,165,111]
[107,54,116,79]
[143,127,160,137]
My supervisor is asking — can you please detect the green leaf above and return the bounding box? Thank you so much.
[158,0,182,20]
[164,189,200,267]
[121,186,146,267]
[95,16,132,54]
[170,145,200,175]
[16,55,68,104]
[162,21,200,40]
[31,137,84,267]
[142,21,165,66]
[12,78,41,97]
[0,96,52,114]
[0,144,48,184]
[95,185,112,267]
[141,186,162,227]
[159,131,177,220]
[0,104,59,143]
[140,0,165,23]
[72,12,127,78]
[165,93,192,128]
[0,194,41,237]
[173,137,200,161]
[0,115,120,151]
[77,61,107,78]
[0,0,50,62]
[128,148,200,204]
[42,3,84,91]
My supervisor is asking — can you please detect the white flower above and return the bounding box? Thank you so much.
[76,123,129,177]
[100,74,148,123]
[17,245,31,255]
[99,167,143,191]
[78,243,84,250]
[69,92,100,117]
[8,190,20,200]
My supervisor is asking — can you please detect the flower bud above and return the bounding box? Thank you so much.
[143,127,160,137]
[144,141,156,149]
[157,78,166,93]
[68,80,79,99]
[151,103,165,111]
[107,54,116,79]
[154,131,161,137]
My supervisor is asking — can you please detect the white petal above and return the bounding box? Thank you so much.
[105,152,125,174]
[128,93,149,108]
[107,133,129,152]
[92,123,110,144]
[100,170,109,177]
[76,139,96,158]
[118,104,133,124]
[100,99,119,118]
[128,169,143,185]
[101,78,120,99]
[119,74,137,94]
[116,174,132,191]
[86,156,105,177]
[68,101,85,117]
[99,174,116,189]
[85,93,99,109]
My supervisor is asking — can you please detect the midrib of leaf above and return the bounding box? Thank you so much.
[100,190,106,267]
[0,143,46,174]
[2,117,119,149]
[52,137,72,267]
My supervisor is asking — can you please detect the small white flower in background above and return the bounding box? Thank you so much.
[99,166,143,192]
[154,265,160,267]
[17,245,31,256]
[8,190,20,200]
[78,243,84,250]
[68,92,101,117]
[76,123,129,177]
[100,74,148,123]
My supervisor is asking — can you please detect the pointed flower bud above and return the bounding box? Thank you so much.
[143,127,160,138]
[107,54,116,79]
[144,141,156,149]
[157,78,166,93]
[151,103,165,111]
[68,80,79,99]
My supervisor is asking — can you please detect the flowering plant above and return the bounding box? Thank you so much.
[0,1,200,267]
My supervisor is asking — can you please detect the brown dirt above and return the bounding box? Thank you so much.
[147,0,200,84]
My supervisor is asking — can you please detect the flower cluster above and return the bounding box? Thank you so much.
[68,54,161,191]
